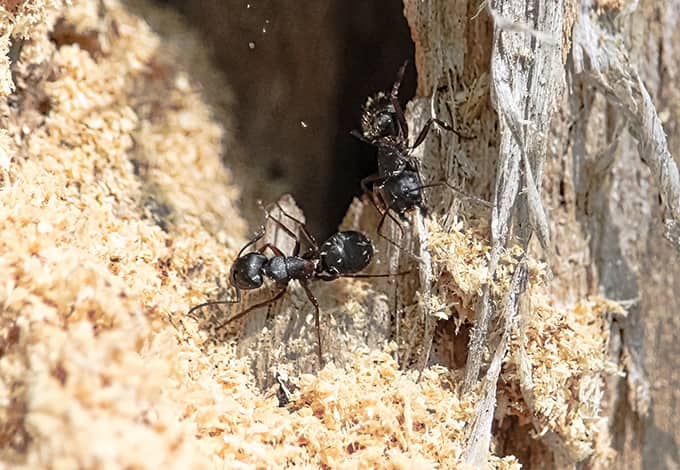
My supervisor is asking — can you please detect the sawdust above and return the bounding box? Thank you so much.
[0,0,620,468]
[427,217,622,463]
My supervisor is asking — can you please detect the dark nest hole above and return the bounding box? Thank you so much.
[151,1,415,238]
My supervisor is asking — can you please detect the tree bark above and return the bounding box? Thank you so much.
[167,1,680,466]
[401,0,680,468]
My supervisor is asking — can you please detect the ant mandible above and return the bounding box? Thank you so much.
[187,202,380,366]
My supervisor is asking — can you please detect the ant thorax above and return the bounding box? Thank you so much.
[380,170,425,219]
[186,197,391,368]
[263,255,314,286]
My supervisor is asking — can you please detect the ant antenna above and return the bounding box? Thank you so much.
[341,271,411,279]
[391,60,408,99]
[417,181,493,208]
[186,292,241,319]
[391,60,410,142]
[238,226,266,257]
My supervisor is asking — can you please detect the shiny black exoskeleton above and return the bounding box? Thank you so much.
[227,238,315,293]
[352,63,465,243]
[359,91,399,142]
[351,63,479,248]
[355,62,466,177]
[230,252,267,289]
[381,170,425,219]
[353,64,415,182]
[318,230,373,279]
[187,203,376,365]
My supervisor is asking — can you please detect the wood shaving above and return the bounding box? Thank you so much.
[0,0,624,467]
[427,218,620,462]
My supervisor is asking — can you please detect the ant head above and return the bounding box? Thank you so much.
[361,92,399,141]
[230,252,268,290]
[319,231,374,276]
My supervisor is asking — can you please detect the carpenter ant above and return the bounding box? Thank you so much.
[187,202,390,365]
[352,62,482,246]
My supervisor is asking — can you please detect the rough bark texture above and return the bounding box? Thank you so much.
[1,0,679,468]
[145,0,680,467]
[398,0,680,468]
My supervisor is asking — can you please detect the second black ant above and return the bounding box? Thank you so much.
[352,62,486,247]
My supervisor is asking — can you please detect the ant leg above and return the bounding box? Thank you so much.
[394,282,401,365]
[410,118,439,149]
[300,281,323,367]
[237,227,266,258]
[364,180,388,214]
[376,208,407,252]
[271,201,318,251]
[361,187,415,256]
[187,228,267,320]
[373,205,426,262]
[413,84,473,147]
[411,118,473,150]
[361,173,387,195]
[350,129,374,145]
[390,61,409,140]
[259,243,286,257]
[214,287,287,330]
[412,163,430,217]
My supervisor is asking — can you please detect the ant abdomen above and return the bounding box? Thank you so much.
[186,197,409,368]
[319,231,374,276]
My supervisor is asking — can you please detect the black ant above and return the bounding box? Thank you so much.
[352,62,466,179]
[187,202,392,366]
[352,62,483,246]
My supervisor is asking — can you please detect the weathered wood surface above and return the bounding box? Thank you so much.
[151,0,680,467]
[401,0,680,468]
